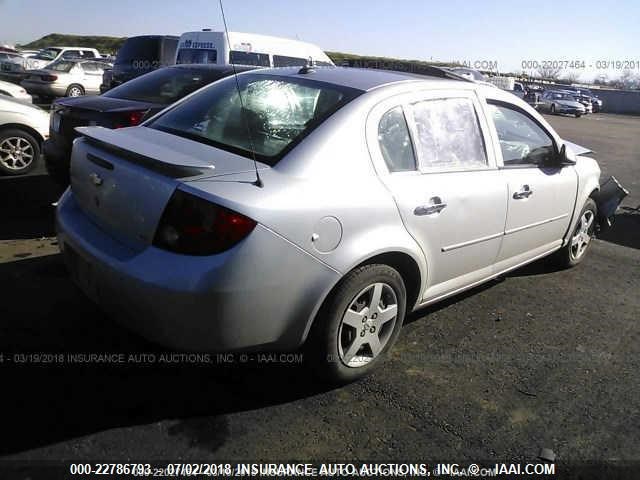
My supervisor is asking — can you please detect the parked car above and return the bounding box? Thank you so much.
[0,95,48,175]
[21,59,111,100]
[0,51,28,80]
[574,93,594,114]
[512,81,526,99]
[0,51,25,65]
[0,79,32,103]
[57,67,615,383]
[560,86,603,113]
[576,88,603,112]
[582,90,603,112]
[524,84,543,106]
[24,47,101,71]
[539,90,586,117]
[45,64,256,186]
[102,35,179,92]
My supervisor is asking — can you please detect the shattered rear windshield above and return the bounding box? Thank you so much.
[149,73,362,164]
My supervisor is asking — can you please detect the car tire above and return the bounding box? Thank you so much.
[554,198,597,268]
[307,264,406,384]
[66,84,85,97]
[575,113,582,118]
[0,128,40,176]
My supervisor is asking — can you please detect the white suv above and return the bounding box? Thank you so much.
[24,47,101,71]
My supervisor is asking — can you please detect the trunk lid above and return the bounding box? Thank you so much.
[53,97,163,143]
[70,126,264,249]
[55,95,161,113]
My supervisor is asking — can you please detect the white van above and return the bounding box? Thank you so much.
[175,30,334,68]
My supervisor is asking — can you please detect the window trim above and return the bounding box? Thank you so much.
[149,73,364,166]
[377,105,418,173]
[485,99,559,169]
[228,50,270,67]
[366,89,499,177]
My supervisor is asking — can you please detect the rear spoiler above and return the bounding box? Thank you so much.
[76,127,210,179]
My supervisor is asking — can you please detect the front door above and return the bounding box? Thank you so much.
[483,101,578,268]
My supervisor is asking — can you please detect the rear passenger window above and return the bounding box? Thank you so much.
[378,106,417,172]
[229,51,270,66]
[411,98,487,170]
[273,55,307,67]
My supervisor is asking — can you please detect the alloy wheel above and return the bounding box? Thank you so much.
[570,210,595,261]
[338,282,398,368]
[0,136,35,171]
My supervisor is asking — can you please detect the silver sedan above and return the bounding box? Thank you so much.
[21,59,110,99]
[539,90,586,117]
[57,67,610,382]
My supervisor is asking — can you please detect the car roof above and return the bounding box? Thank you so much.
[169,64,257,73]
[125,35,179,40]
[53,59,109,64]
[246,66,468,91]
[47,46,99,50]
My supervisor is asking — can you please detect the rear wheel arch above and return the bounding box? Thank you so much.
[353,251,422,312]
[304,250,423,342]
[0,123,44,144]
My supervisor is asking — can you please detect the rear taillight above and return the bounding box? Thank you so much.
[41,74,58,82]
[114,110,147,129]
[153,190,256,255]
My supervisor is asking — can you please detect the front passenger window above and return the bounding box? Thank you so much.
[378,106,417,172]
[487,102,556,166]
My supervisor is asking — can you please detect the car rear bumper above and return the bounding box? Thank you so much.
[21,80,68,97]
[56,190,339,352]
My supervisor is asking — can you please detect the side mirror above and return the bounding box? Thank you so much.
[556,143,576,166]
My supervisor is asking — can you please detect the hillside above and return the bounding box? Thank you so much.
[18,33,127,54]
[326,51,457,72]
[16,34,458,70]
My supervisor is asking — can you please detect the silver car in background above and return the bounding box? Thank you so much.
[57,67,609,383]
[539,90,586,117]
[21,59,111,99]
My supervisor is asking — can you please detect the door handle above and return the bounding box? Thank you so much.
[414,196,447,216]
[513,185,533,199]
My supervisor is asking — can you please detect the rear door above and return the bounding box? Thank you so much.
[79,62,104,94]
[481,98,577,269]
[368,89,508,303]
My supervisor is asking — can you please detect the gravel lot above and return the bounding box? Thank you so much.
[0,113,638,475]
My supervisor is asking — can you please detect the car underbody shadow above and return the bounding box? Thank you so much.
[403,251,572,326]
[0,254,334,456]
[0,173,63,240]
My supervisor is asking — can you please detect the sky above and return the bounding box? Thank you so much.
[1,0,638,81]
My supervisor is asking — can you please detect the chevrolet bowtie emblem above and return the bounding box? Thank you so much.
[89,172,103,186]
